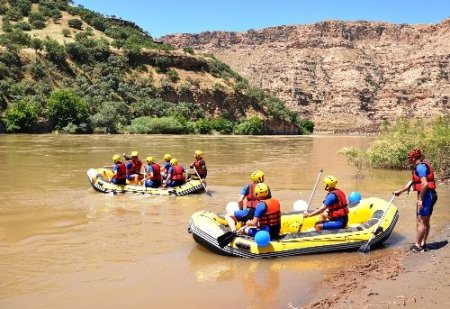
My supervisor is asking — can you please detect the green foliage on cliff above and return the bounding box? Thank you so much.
[0,0,313,135]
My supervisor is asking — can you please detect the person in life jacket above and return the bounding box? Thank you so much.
[162,153,172,181]
[189,150,207,180]
[111,154,127,185]
[165,158,187,187]
[303,175,349,231]
[123,151,143,184]
[394,148,438,252]
[144,156,162,188]
[243,182,281,239]
[225,170,269,233]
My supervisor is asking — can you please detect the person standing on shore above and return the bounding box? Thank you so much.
[394,148,438,252]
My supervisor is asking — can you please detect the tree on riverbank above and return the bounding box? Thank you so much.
[340,117,450,181]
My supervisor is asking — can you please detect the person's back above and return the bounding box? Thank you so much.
[166,158,186,187]
[145,156,162,188]
[244,183,281,239]
[111,154,126,185]
[190,150,207,179]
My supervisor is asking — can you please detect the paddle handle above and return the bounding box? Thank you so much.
[307,169,323,210]
[193,166,208,194]
[371,194,396,234]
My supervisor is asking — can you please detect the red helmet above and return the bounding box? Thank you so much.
[407,148,422,161]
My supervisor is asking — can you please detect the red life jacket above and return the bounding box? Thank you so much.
[113,162,127,180]
[246,183,259,209]
[325,189,349,219]
[412,161,436,191]
[128,159,142,175]
[171,165,184,181]
[258,198,281,227]
[150,163,161,180]
[193,159,207,176]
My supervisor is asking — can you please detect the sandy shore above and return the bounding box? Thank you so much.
[299,225,450,309]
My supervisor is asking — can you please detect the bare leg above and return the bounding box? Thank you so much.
[415,215,427,247]
[420,216,431,247]
[225,215,237,232]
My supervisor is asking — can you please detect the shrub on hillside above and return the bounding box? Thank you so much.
[234,116,264,135]
[47,89,88,131]
[89,101,130,134]
[68,18,83,30]
[43,38,66,64]
[4,99,38,133]
[126,116,192,134]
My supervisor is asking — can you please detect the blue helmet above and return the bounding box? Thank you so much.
[348,191,362,205]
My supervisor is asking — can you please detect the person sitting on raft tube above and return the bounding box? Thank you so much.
[144,156,162,188]
[303,175,349,231]
[123,151,143,185]
[190,150,207,180]
[225,170,268,233]
[164,158,187,187]
[111,154,127,185]
[243,182,281,239]
[162,153,172,181]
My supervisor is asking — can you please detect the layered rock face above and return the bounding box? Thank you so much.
[161,19,450,133]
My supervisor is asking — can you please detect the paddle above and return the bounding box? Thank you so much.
[217,225,246,248]
[142,166,146,192]
[193,166,210,195]
[358,194,396,254]
[306,169,323,211]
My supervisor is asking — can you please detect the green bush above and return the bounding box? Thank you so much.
[89,101,130,134]
[4,99,38,133]
[126,116,192,134]
[166,69,179,83]
[154,56,171,73]
[234,116,264,135]
[340,117,450,180]
[44,38,66,64]
[68,18,83,30]
[168,102,205,121]
[131,98,171,118]
[47,89,88,130]
[194,118,213,134]
[211,117,234,134]
[15,21,32,31]
[193,117,235,134]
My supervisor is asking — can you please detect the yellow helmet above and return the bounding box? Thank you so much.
[170,158,178,166]
[194,150,203,157]
[164,153,172,161]
[131,151,139,157]
[112,154,121,163]
[146,156,155,163]
[323,175,338,190]
[255,183,270,199]
[251,170,265,183]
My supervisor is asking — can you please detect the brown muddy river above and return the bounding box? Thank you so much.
[0,135,448,308]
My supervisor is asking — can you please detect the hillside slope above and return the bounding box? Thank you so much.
[162,19,450,133]
[0,1,304,134]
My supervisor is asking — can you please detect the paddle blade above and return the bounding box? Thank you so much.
[358,242,371,253]
[217,231,237,248]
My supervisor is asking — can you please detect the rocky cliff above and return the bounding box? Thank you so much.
[161,19,450,133]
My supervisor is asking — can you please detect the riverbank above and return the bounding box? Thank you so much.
[300,225,450,309]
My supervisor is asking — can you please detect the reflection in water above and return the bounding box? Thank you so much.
[0,135,448,308]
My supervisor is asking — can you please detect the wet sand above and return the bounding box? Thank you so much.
[299,224,450,309]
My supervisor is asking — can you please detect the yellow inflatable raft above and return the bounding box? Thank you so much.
[188,197,399,258]
[87,168,205,196]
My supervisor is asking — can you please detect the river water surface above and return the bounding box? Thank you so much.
[0,135,448,309]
